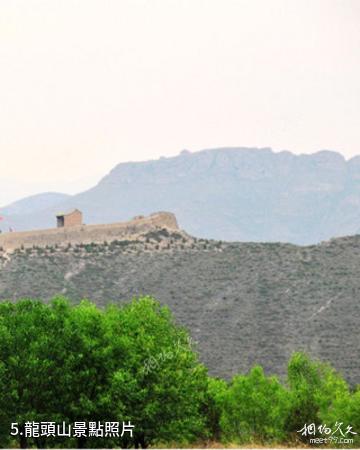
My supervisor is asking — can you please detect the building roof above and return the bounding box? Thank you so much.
[56,208,82,218]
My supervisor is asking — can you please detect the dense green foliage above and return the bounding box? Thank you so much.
[208,354,359,447]
[286,352,351,436]
[0,297,208,448]
[0,297,358,448]
[219,366,290,443]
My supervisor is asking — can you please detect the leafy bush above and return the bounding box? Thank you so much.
[0,297,208,448]
[286,352,350,439]
[0,298,357,448]
[219,366,289,443]
[203,376,227,441]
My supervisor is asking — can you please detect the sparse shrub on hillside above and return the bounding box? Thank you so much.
[171,232,183,241]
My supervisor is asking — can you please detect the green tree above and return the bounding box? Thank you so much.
[0,296,209,448]
[347,389,360,445]
[0,299,68,448]
[203,376,228,441]
[319,385,360,445]
[220,366,289,443]
[286,352,350,441]
[103,297,209,448]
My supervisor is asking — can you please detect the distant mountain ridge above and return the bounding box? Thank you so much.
[2,147,360,244]
[0,192,70,216]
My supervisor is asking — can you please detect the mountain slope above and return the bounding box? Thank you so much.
[0,231,359,385]
[3,147,360,244]
[0,192,71,216]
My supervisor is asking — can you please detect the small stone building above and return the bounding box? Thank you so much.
[56,209,83,228]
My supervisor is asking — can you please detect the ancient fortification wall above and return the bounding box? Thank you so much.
[0,212,179,251]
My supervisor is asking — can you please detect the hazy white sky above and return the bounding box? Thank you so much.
[1,0,360,206]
